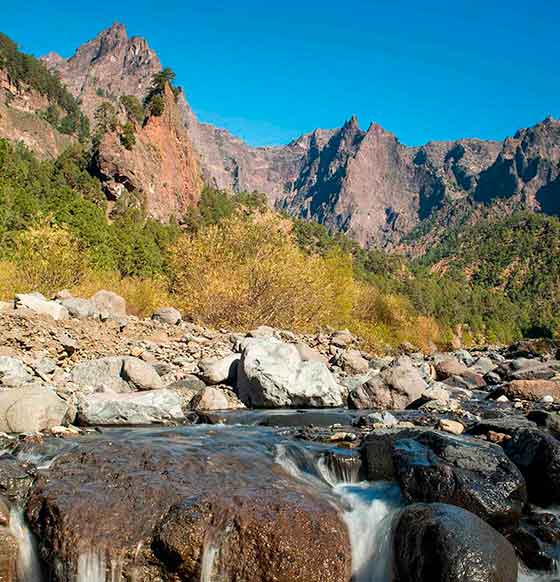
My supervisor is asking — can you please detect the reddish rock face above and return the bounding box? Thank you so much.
[503,379,560,402]
[95,84,202,220]
[27,432,351,582]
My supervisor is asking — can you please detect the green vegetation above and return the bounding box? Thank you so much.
[0,138,179,277]
[120,95,144,125]
[0,33,89,141]
[418,212,560,338]
[143,68,178,117]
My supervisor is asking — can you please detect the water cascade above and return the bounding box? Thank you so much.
[8,508,43,582]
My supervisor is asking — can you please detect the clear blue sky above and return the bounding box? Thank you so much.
[2,0,559,147]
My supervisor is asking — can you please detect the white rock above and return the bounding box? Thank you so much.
[198,354,240,385]
[15,293,69,320]
[237,338,343,408]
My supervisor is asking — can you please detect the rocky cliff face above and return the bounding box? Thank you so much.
[0,69,74,158]
[94,84,202,220]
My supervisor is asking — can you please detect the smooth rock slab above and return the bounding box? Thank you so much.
[237,338,342,408]
[76,389,185,425]
[0,386,68,434]
[394,503,518,582]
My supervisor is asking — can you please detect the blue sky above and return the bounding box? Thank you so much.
[3,0,559,146]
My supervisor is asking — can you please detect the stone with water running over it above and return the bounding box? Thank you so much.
[394,503,518,582]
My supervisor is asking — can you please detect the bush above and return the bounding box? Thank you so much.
[120,122,136,150]
[170,214,355,331]
[120,95,144,124]
[8,223,86,296]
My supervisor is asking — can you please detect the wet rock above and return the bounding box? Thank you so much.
[90,290,127,318]
[59,297,98,319]
[348,356,427,410]
[198,353,240,386]
[15,293,69,321]
[237,338,342,408]
[27,432,351,582]
[506,510,560,571]
[360,428,427,481]
[502,428,560,506]
[393,431,527,526]
[0,530,17,582]
[496,380,560,402]
[0,386,68,434]
[0,456,35,504]
[0,356,32,387]
[76,389,185,425]
[526,410,560,436]
[190,386,245,411]
[394,503,518,582]
[152,307,181,325]
[468,416,537,437]
[122,358,163,391]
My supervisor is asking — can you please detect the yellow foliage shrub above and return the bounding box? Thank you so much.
[170,215,356,331]
[0,224,86,297]
[0,260,19,300]
[72,271,171,317]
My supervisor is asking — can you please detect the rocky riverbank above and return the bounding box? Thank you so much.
[1,289,560,581]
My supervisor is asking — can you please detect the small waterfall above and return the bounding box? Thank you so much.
[275,444,404,582]
[200,541,219,582]
[77,551,106,582]
[8,508,43,582]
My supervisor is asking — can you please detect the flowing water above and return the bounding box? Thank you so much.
[4,419,560,582]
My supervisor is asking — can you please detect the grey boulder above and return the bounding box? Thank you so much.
[198,354,240,386]
[0,357,32,387]
[0,385,68,433]
[59,297,98,319]
[76,389,184,426]
[237,338,343,408]
[15,293,69,320]
[152,307,181,325]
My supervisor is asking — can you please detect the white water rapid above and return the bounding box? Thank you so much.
[276,444,404,582]
[8,508,43,582]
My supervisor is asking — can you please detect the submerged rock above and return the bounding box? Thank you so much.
[394,503,518,582]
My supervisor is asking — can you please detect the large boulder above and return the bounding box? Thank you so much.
[15,293,69,320]
[237,339,343,408]
[497,380,560,402]
[59,297,98,319]
[434,356,469,380]
[27,432,351,582]
[90,290,127,318]
[76,389,185,426]
[393,431,527,526]
[502,428,560,506]
[198,354,240,386]
[0,357,32,387]
[338,349,369,375]
[348,356,427,410]
[0,386,68,434]
[394,503,518,582]
[71,356,161,392]
[497,358,560,382]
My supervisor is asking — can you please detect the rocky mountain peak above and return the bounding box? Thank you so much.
[42,23,161,120]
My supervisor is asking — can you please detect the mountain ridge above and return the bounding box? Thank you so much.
[10,23,558,247]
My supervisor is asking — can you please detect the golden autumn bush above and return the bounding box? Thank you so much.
[169,214,356,331]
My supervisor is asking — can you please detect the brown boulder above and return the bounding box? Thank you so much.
[27,431,351,582]
[501,380,560,402]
